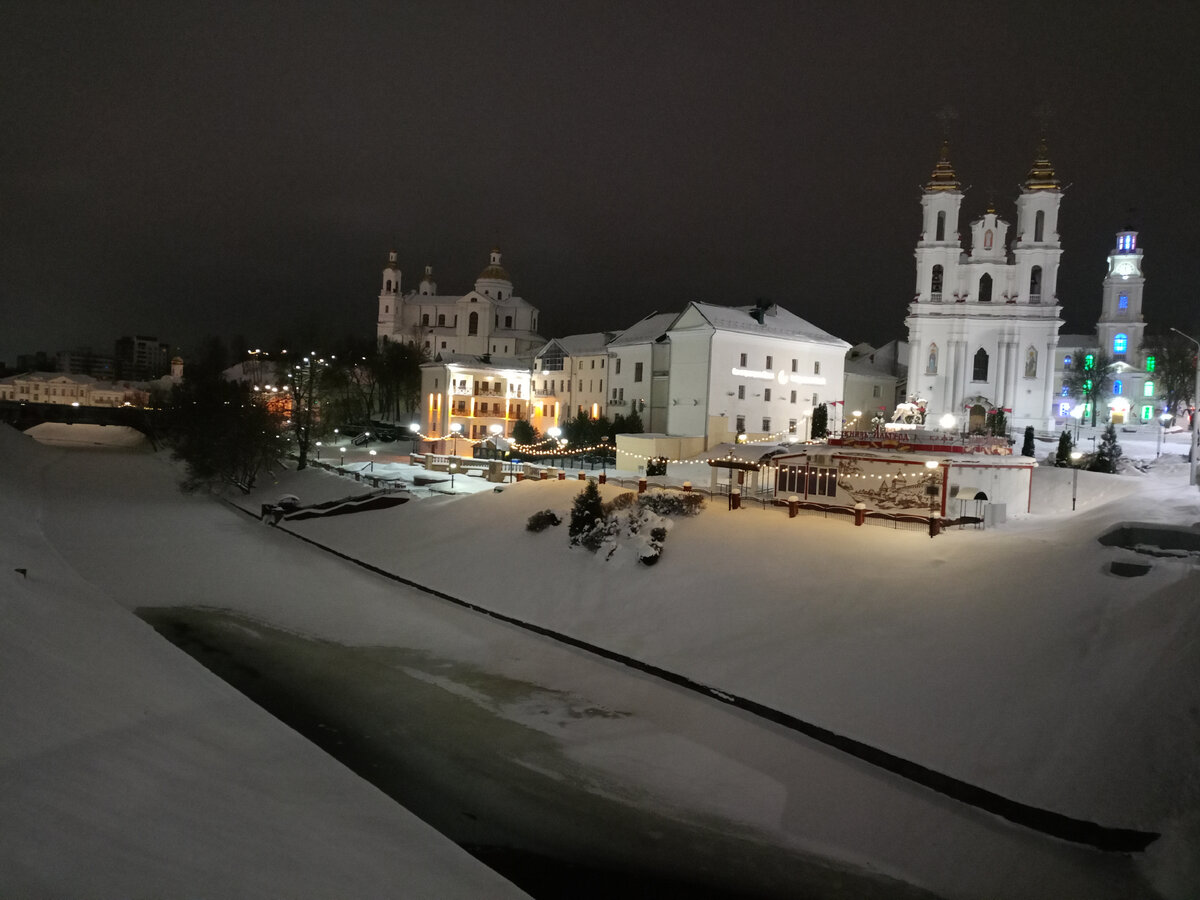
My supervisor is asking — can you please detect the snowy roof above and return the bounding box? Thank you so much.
[1,371,97,385]
[679,302,851,348]
[425,352,532,371]
[607,312,677,347]
[536,332,617,358]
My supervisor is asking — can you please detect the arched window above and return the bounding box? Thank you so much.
[386,279,392,292]
[936,211,946,241]
[978,273,993,302]
[468,311,479,335]
[505,315,513,327]
[926,343,938,374]
[1118,293,1128,310]
[984,229,993,250]
[931,264,943,297]
[1029,265,1042,299]
[973,348,989,381]
[437,314,445,326]
[1144,380,1155,397]
[1025,346,1037,377]
[1063,354,1072,366]
[1113,333,1128,354]
[1084,354,1095,370]
[1034,210,1045,242]
[1113,380,1123,395]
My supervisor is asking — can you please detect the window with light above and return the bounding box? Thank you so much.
[1146,355,1156,372]
[1144,381,1154,397]
[1142,405,1153,419]
[1084,354,1095,370]
[1113,380,1123,395]
[1113,334,1128,354]
[1118,293,1128,310]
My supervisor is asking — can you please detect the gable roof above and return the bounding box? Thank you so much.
[677,302,850,348]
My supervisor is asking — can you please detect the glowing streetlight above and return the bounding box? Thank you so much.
[368,449,377,471]
[315,441,322,460]
[449,422,462,457]
[449,461,457,490]
[939,413,956,431]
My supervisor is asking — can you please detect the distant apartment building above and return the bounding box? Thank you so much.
[0,372,148,407]
[57,347,116,378]
[114,335,170,380]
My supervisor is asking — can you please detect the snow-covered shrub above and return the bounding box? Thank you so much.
[569,481,605,547]
[639,526,668,566]
[603,491,639,515]
[526,509,561,532]
[639,489,704,517]
[645,456,668,476]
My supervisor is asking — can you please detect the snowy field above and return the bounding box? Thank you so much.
[4,422,1199,899]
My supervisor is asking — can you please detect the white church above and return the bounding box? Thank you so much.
[376,248,544,360]
[903,141,1065,433]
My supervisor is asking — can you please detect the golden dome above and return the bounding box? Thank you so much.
[1023,138,1061,191]
[924,140,961,192]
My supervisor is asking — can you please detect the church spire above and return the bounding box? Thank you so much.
[1023,138,1061,192]
[924,140,961,192]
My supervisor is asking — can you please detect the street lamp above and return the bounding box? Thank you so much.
[368,449,377,471]
[1170,327,1200,487]
[1070,449,1084,510]
[449,461,457,490]
[1158,412,1171,459]
[450,422,462,458]
[490,422,503,456]
[339,445,346,467]
[315,441,322,460]
[600,435,609,478]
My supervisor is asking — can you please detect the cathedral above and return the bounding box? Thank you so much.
[903,141,1065,433]
[376,248,544,360]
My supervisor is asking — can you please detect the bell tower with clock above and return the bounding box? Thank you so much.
[1097,228,1146,366]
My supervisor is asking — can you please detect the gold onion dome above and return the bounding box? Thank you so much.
[1023,139,1061,191]
[924,140,961,192]
[478,263,511,281]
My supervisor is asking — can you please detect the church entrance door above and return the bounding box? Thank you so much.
[968,404,987,433]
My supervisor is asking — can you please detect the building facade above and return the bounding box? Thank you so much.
[904,141,1064,433]
[417,353,534,444]
[531,332,616,429]
[377,249,543,360]
[0,372,147,407]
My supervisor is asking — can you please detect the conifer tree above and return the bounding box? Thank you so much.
[1055,430,1073,467]
[1022,425,1036,457]
[812,403,828,439]
[1091,424,1123,474]
[568,480,604,545]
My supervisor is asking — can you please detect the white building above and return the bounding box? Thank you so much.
[843,341,908,425]
[1051,228,1155,426]
[904,141,1064,433]
[608,302,849,460]
[418,353,534,445]
[0,372,147,407]
[376,249,543,360]
[531,332,616,428]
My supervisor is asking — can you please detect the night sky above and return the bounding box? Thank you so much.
[4,1,1199,368]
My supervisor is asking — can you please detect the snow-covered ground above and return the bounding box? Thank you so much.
[5,422,1200,899]
[0,424,530,900]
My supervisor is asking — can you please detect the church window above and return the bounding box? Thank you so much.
[386,279,392,292]
[1084,354,1095,370]
[1113,333,1128,355]
[384,305,389,314]
[972,348,989,381]
[441,341,446,349]
[931,265,943,296]
[422,314,429,326]
[1083,379,1093,393]
[1029,266,1042,299]
[505,315,513,327]
[1113,380,1123,395]
[1063,354,1072,366]
[1025,346,1037,378]
[936,211,946,241]
[1146,355,1156,372]
[1142,405,1154,419]
[495,315,499,327]
[1061,384,1069,397]
[1058,401,1072,416]
[984,229,993,251]
[978,273,993,302]
[1118,293,1128,310]
[926,343,938,374]
[1034,210,1045,242]
[437,314,445,326]
[1144,380,1155,397]
[468,312,478,335]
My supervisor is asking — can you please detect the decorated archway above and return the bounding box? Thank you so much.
[968,404,987,433]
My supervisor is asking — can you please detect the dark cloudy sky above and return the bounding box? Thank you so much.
[3,1,1199,367]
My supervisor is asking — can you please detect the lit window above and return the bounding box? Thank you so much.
[1144,381,1155,397]
[1142,405,1153,419]
[1118,293,1128,310]
[1146,355,1156,372]
[1084,354,1095,370]
[1113,380,1123,395]
[1058,402,1072,416]
[1061,385,1069,396]
[1083,379,1093,393]
[1113,333,1128,354]
[1063,354,1072,366]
